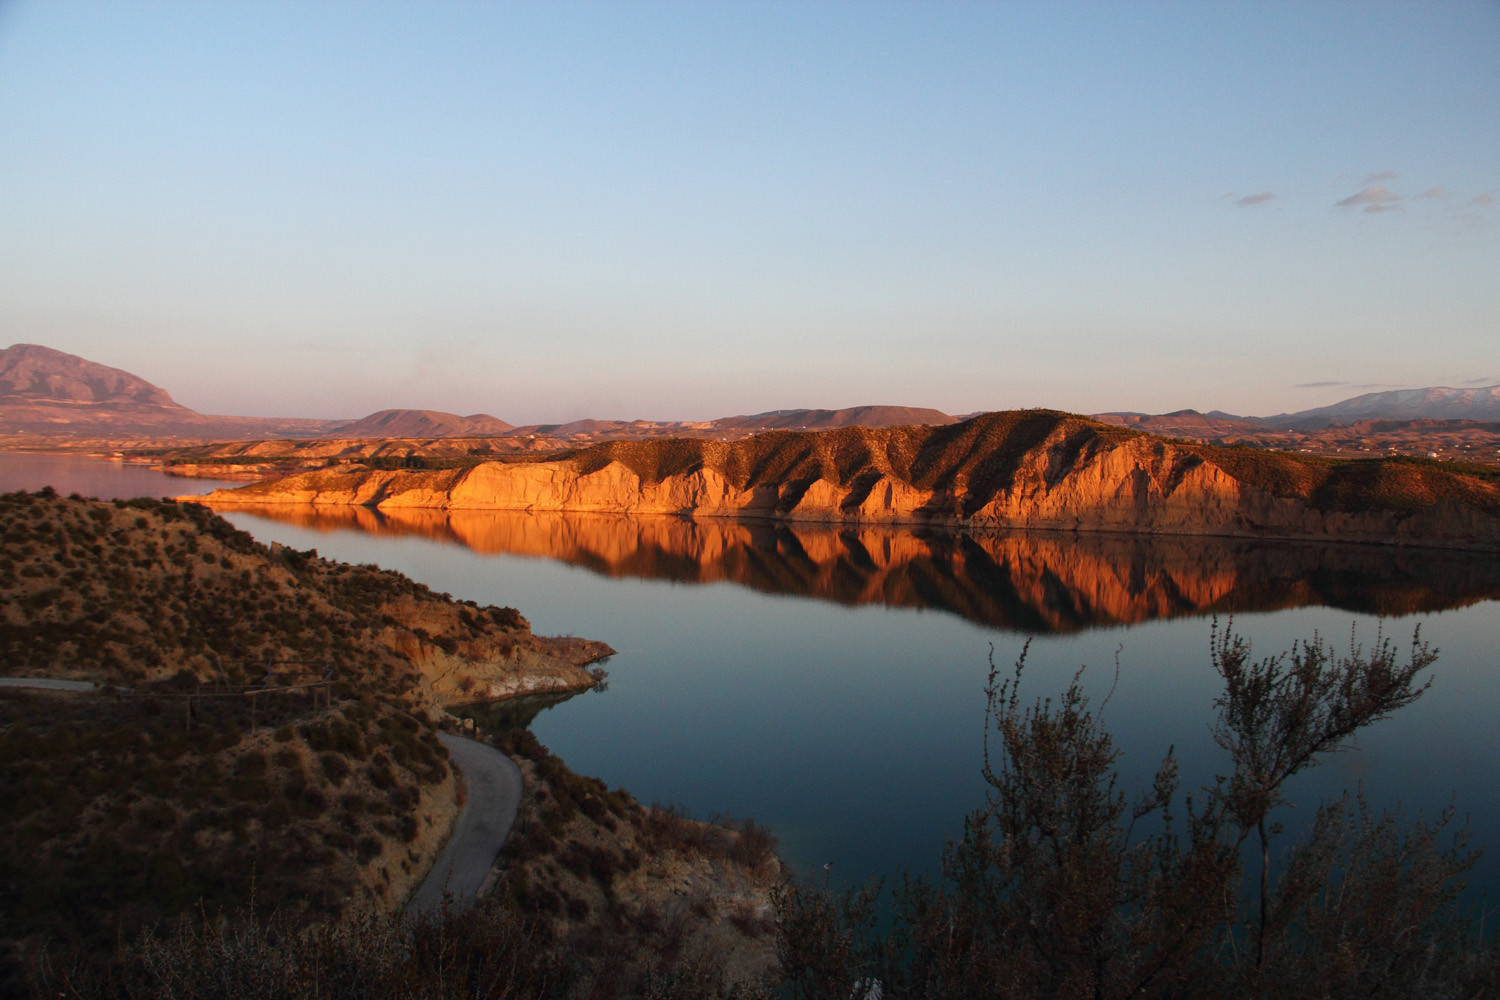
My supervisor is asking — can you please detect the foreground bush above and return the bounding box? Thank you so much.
[778,622,1498,999]
[34,898,558,999]
[33,894,773,1000]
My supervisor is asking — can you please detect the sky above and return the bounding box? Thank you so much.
[0,2,1496,423]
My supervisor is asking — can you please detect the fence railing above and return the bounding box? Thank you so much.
[109,655,338,732]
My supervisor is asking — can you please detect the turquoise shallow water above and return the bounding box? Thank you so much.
[6,452,1498,897]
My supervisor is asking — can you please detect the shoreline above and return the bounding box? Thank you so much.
[178,492,1500,554]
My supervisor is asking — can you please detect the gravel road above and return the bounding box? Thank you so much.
[404,732,523,918]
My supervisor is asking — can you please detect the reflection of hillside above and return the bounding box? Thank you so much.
[212,505,1500,633]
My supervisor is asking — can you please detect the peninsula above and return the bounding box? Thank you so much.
[181,410,1500,551]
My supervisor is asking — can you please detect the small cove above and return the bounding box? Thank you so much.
[5,452,1499,898]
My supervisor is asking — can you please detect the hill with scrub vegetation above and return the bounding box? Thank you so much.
[0,488,611,989]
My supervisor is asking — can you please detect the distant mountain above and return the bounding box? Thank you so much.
[326,409,515,438]
[18,341,1497,456]
[1265,386,1500,429]
[505,406,958,444]
[0,343,338,439]
[1092,409,1270,437]
[0,343,184,408]
[1096,388,1500,435]
[712,405,957,432]
[514,418,646,437]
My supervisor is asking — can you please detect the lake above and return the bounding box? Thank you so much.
[6,452,1498,896]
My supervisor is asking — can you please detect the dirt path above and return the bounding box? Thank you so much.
[404,732,522,918]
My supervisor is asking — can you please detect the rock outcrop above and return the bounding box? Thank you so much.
[180,411,1500,551]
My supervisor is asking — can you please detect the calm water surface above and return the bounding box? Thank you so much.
[7,453,1498,894]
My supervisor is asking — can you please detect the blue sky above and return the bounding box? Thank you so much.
[1,2,1496,422]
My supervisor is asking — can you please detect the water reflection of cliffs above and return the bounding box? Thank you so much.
[215,505,1500,634]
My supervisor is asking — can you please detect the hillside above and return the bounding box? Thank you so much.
[181,410,1500,550]
[0,490,610,703]
[0,488,611,980]
[1094,410,1500,465]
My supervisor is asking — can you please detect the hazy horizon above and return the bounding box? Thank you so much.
[1,2,1496,424]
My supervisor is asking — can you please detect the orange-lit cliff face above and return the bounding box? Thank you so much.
[183,412,1500,551]
[201,505,1500,633]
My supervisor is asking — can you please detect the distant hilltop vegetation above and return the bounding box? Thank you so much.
[182,410,1500,551]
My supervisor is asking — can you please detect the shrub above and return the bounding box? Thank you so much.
[319,753,351,786]
[355,835,382,863]
[233,750,268,777]
[728,818,778,869]
[777,623,1470,1000]
[295,786,328,819]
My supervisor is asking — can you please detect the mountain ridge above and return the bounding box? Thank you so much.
[1261,385,1500,429]
[7,342,1500,447]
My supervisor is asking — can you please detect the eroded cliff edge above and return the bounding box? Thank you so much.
[180,410,1500,551]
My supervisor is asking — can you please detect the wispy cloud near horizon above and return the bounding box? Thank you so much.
[1294,380,1348,388]
[1361,170,1398,185]
[1336,185,1402,213]
[1233,191,1275,208]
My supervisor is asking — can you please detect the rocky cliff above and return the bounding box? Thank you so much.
[180,411,1500,550]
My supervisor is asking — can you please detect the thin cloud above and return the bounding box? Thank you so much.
[1416,187,1449,200]
[1336,185,1402,213]
[1361,170,1398,185]
[1473,193,1495,207]
[1294,381,1348,389]
[1234,192,1275,208]
[1463,376,1496,386]
[1352,382,1409,390]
